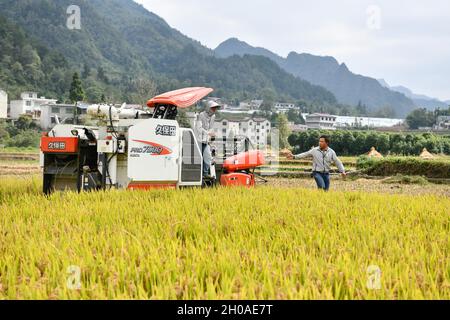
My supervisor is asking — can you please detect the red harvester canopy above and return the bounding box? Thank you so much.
[147,87,214,109]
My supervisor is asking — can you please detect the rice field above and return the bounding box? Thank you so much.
[0,176,449,300]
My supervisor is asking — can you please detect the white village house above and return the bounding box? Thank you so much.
[9,92,57,120]
[187,113,271,148]
[435,115,450,130]
[39,103,77,130]
[213,117,271,148]
[305,113,337,130]
[0,89,7,119]
[274,102,296,113]
[239,100,264,110]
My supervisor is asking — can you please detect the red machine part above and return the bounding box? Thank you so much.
[147,87,214,109]
[220,173,255,187]
[222,150,265,173]
[41,136,79,154]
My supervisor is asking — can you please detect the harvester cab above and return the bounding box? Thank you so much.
[40,87,265,194]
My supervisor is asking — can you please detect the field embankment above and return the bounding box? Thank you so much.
[357,156,450,179]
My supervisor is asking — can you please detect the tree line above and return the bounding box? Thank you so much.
[406,107,450,129]
[288,130,450,156]
[0,116,40,148]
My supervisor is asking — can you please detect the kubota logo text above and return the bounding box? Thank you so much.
[155,125,176,136]
[131,140,172,157]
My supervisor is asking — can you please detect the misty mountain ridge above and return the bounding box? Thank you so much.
[378,79,449,110]
[216,38,420,117]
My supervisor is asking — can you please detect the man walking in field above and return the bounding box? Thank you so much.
[289,135,346,191]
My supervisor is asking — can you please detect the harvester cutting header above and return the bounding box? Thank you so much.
[40,87,265,194]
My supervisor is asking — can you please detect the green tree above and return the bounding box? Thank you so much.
[69,72,85,103]
[16,115,37,130]
[276,113,291,149]
[341,131,356,155]
[406,108,435,129]
[287,109,305,124]
[97,66,109,84]
[129,78,157,106]
[260,88,276,112]
[288,130,450,156]
[376,133,390,154]
[82,63,91,79]
[372,105,396,118]
[6,130,40,148]
[0,120,10,145]
[356,101,368,116]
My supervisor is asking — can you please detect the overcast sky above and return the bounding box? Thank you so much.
[136,0,450,101]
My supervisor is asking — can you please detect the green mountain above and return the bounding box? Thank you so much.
[214,38,285,66]
[0,0,337,107]
[0,15,73,100]
[216,38,418,117]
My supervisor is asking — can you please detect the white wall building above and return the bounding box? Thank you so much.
[9,92,57,120]
[435,116,450,130]
[239,100,263,110]
[305,113,337,130]
[40,103,76,130]
[213,117,271,148]
[221,108,257,115]
[0,89,7,119]
[274,102,296,113]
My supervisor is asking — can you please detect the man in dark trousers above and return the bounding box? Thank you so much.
[290,135,346,191]
[194,100,221,178]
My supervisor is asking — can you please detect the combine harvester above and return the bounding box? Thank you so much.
[40,87,265,194]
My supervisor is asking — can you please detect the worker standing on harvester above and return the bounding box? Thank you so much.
[289,135,346,191]
[195,100,221,178]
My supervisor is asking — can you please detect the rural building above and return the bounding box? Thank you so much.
[239,100,263,110]
[212,117,271,148]
[0,89,7,119]
[289,122,308,132]
[9,92,57,120]
[187,113,271,149]
[305,113,337,130]
[39,103,76,129]
[241,118,271,147]
[435,116,450,130]
[274,102,296,113]
[220,107,257,115]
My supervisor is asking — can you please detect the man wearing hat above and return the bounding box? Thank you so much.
[195,100,221,178]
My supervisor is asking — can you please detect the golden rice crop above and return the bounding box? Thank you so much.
[0,176,449,300]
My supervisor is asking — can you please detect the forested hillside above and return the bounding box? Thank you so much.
[0,0,337,107]
[0,16,72,100]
